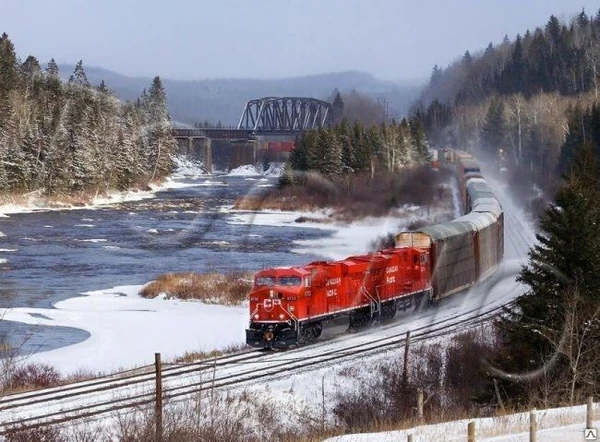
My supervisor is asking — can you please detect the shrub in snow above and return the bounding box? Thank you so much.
[9,363,61,390]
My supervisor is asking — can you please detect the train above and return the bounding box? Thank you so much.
[245,151,504,349]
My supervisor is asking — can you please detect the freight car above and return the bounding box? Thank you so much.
[396,159,503,301]
[246,151,503,349]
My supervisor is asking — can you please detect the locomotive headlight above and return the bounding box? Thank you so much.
[254,314,259,319]
[269,290,274,298]
[289,306,295,312]
[279,314,285,319]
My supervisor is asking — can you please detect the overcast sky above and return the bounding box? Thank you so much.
[1,0,597,82]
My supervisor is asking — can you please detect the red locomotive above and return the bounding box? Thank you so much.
[246,150,503,349]
[246,247,432,348]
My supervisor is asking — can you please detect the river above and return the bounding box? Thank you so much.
[0,164,330,355]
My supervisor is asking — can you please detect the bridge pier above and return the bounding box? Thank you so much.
[176,136,212,172]
[230,140,257,170]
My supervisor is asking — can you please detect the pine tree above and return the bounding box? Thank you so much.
[463,50,472,65]
[430,65,443,85]
[494,142,600,404]
[314,128,342,180]
[351,120,371,172]
[68,60,90,87]
[331,89,344,125]
[481,97,507,158]
[21,56,41,81]
[0,33,18,128]
[144,76,176,181]
[337,118,354,173]
[409,117,431,164]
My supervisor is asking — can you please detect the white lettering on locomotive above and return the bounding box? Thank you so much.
[386,266,399,273]
[326,277,341,286]
[386,276,396,284]
[326,288,337,297]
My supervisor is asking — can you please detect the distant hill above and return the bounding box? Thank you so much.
[57,64,424,126]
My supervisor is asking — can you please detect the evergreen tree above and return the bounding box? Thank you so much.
[0,33,18,94]
[480,97,507,158]
[351,120,371,172]
[21,56,41,80]
[0,33,18,127]
[315,128,342,180]
[494,142,600,404]
[331,89,344,125]
[463,50,473,65]
[98,80,109,94]
[430,65,443,85]
[337,118,355,173]
[68,60,90,87]
[409,117,431,164]
[365,125,383,178]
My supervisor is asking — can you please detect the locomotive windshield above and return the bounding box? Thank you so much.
[278,276,301,286]
[255,276,276,286]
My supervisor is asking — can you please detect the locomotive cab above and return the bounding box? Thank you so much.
[245,267,308,348]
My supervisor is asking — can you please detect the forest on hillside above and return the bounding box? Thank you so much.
[417,9,600,193]
[0,33,176,199]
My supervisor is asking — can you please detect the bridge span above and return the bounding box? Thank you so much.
[172,97,332,171]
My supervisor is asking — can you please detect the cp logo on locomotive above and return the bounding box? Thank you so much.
[263,298,281,311]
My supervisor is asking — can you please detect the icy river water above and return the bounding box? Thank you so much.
[0,172,330,354]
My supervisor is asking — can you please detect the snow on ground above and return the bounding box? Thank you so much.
[171,155,208,178]
[227,164,263,176]
[2,285,248,375]
[263,162,285,177]
[226,162,285,177]
[324,403,599,442]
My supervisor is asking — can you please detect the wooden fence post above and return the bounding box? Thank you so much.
[467,421,476,442]
[417,388,423,423]
[407,434,413,442]
[529,409,537,442]
[321,375,326,433]
[587,396,593,429]
[402,331,411,386]
[155,352,163,442]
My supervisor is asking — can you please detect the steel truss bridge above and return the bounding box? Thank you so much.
[237,97,332,132]
[172,97,332,170]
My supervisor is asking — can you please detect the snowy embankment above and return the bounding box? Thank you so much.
[324,403,598,442]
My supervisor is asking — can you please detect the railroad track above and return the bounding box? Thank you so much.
[0,299,510,433]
